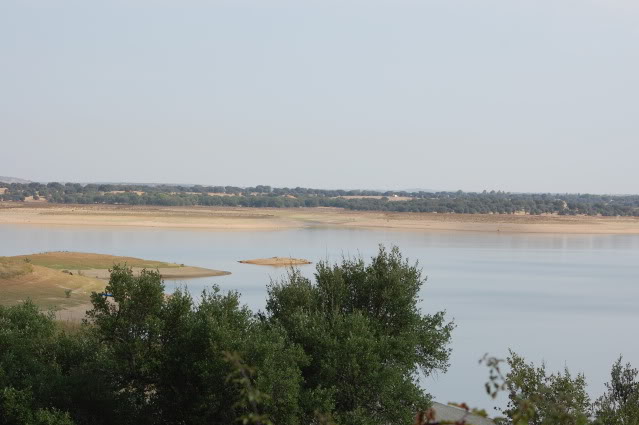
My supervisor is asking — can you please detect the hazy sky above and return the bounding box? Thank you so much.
[1,0,637,193]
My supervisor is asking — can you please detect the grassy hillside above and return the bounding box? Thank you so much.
[13,251,181,271]
[1,252,229,309]
[0,257,33,279]
[0,258,105,309]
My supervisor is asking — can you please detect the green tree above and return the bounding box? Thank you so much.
[86,266,165,423]
[151,288,304,425]
[593,356,639,425]
[0,387,74,425]
[503,351,591,425]
[85,265,305,425]
[0,302,85,424]
[265,246,454,425]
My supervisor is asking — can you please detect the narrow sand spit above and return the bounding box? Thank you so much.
[83,266,230,280]
[239,257,312,266]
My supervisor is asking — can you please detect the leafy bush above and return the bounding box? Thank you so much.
[265,246,454,425]
[593,357,639,425]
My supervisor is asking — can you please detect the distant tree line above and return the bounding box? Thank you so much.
[2,182,639,216]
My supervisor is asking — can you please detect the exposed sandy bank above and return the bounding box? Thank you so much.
[83,266,230,280]
[14,251,182,270]
[1,203,639,234]
[0,252,230,309]
[239,257,312,266]
[0,262,105,309]
[12,251,229,279]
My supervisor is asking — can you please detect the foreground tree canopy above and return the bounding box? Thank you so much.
[1,246,637,425]
[0,246,454,425]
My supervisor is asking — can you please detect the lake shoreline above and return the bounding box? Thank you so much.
[239,257,312,266]
[1,203,639,234]
[0,251,230,310]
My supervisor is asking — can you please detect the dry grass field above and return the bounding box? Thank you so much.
[12,251,230,279]
[0,252,230,310]
[13,251,180,270]
[0,257,105,309]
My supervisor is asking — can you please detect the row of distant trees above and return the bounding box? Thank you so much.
[2,182,639,216]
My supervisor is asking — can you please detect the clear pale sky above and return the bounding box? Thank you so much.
[1,0,637,193]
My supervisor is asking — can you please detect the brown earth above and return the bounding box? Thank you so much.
[14,251,183,270]
[0,252,230,310]
[239,257,312,266]
[81,266,230,280]
[0,261,105,309]
[106,190,145,195]
[12,251,230,280]
[0,203,639,234]
[337,195,414,201]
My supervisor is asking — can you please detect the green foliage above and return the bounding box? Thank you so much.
[266,246,454,425]
[224,352,274,425]
[593,356,639,425]
[502,351,591,425]
[0,387,74,425]
[0,303,95,425]
[0,302,58,398]
[83,265,305,425]
[481,352,639,425]
[85,266,166,422]
[6,247,638,425]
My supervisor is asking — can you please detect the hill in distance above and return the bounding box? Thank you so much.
[0,176,31,184]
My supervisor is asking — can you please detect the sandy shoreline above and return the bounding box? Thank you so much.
[239,257,312,266]
[0,252,231,311]
[1,203,639,234]
[82,266,230,280]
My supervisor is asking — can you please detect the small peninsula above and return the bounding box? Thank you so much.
[0,251,229,309]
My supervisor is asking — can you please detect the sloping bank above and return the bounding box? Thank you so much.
[0,251,229,310]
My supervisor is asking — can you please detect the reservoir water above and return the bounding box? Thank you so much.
[1,223,637,413]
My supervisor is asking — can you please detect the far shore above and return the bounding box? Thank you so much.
[1,203,639,234]
[239,257,312,266]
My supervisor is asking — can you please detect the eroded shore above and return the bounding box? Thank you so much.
[0,251,230,310]
[1,203,639,234]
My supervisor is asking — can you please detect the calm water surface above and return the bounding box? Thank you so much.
[1,224,638,413]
